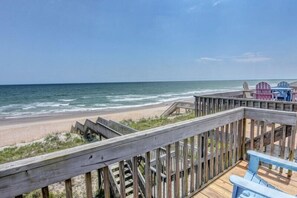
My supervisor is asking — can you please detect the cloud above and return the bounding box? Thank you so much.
[196,52,271,63]
[187,5,198,13]
[196,57,222,62]
[234,52,271,63]
[213,0,223,7]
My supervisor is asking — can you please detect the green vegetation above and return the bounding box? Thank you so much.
[120,112,195,131]
[0,132,86,164]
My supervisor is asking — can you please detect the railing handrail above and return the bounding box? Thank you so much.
[195,95,297,104]
[1,107,297,197]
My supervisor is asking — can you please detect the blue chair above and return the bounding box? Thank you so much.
[276,81,291,101]
[230,150,297,198]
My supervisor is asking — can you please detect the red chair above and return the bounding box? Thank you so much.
[255,82,273,100]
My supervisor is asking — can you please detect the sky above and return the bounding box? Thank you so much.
[0,0,297,84]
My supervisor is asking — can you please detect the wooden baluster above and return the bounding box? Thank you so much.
[260,122,265,152]
[241,118,247,160]
[190,137,195,193]
[225,124,229,169]
[210,130,214,179]
[232,122,237,165]
[119,161,126,198]
[183,138,188,197]
[250,120,255,150]
[175,142,180,198]
[288,126,296,177]
[196,134,202,189]
[269,123,275,169]
[221,99,224,112]
[156,149,161,198]
[229,123,233,167]
[41,186,49,198]
[85,172,92,198]
[204,132,209,183]
[166,145,172,198]
[145,152,152,198]
[280,126,286,173]
[215,127,219,175]
[220,126,224,172]
[132,156,139,198]
[103,167,110,198]
[65,179,73,198]
[197,97,201,117]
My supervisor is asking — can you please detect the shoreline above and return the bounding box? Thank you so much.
[0,98,194,147]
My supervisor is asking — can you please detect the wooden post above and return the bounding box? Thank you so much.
[190,137,195,193]
[204,132,209,183]
[41,186,49,198]
[145,152,152,198]
[103,167,110,198]
[132,156,139,198]
[182,138,188,197]
[197,134,202,189]
[175,142,180,198]
[156,148,162,197]
[85,172,92,198]
[119,161,126,198]
[166,145,172,198]
[269,123,275,169]
[65,179,73,198]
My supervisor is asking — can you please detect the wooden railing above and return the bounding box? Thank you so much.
[0,107,297,198]
[195,95,297,117]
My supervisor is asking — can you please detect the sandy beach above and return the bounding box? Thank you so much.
[0,103,174,147]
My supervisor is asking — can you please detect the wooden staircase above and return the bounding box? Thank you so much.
[71,117,145,197]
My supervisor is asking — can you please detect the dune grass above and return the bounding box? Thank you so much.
[120,112,195,131]
[0,132,86,164]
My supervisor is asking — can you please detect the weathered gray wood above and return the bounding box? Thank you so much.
[210,130,214,179]
[182,138,188,197]
[65,179,73,198]
[245,108,297,126]
[224,124,229,169]
[103,167,110,198]
[215,128,219,176]
[119,161,126,198]
[41,186,49,198]
[204,132,209,183]
[196,134,202,189]
[85,172,92,198]
[132,156,138,198]
[288,126,296,177]
[145,152,151,198]
[220,126,224,172]
[156,148,162,197]
[165,145,172,198]
[190,136,195,193]
[175,142,180,198]
[250,120,255,150]
[0,108,245,197]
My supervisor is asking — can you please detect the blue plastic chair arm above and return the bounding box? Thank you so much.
[230,175,295,198]
[247,150,297,171]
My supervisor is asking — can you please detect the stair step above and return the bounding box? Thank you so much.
[116,178,133,187]
[113,168,130,178]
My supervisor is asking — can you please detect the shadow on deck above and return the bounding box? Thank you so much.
[194,161,297,198]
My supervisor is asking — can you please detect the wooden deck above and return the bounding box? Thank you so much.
[194,161,297,198]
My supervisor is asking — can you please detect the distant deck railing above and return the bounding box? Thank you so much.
[195,95,297,117]
[0,107,297,198]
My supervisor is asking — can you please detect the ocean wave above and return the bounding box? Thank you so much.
[58,99,76,102]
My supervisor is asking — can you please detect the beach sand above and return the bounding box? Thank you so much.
[0,103,172,147]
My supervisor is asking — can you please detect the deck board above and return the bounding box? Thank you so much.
[193,160,297,197]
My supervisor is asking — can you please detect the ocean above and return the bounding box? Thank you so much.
[0,80,292,119]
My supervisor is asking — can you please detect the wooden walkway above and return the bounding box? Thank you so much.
[194,161,297,198]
